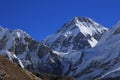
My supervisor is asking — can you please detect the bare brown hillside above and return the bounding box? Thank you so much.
[0,55,41,80]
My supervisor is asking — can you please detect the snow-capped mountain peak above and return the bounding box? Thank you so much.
[43,16,108,53]
[71,16,97,24]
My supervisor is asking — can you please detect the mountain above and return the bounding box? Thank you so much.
[96,21,120,79]
[62,21,120,80]
[0,27,63,75]
[0,54,74,80]
[43,17,107,53]
[2,16,120,80]
[0,26,75,79]
[0,17,107,76]
[0,55,41,80]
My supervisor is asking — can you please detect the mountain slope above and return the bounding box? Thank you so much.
[43,17,107,53]
[0,55,41,80]
[61,21,120,80]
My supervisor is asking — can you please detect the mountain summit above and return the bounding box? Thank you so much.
[43,16,108,53]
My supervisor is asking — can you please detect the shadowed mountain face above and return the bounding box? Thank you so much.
[0,27,63,75]
[2,17,120,80]
[34,73,75,80]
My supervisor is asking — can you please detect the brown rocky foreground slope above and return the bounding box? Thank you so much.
[0,55,41,80]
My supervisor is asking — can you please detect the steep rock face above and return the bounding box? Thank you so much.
[43,17,107,53]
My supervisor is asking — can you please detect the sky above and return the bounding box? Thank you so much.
[0,0,120,41]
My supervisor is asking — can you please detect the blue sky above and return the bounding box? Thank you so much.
[0,0,120,40]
